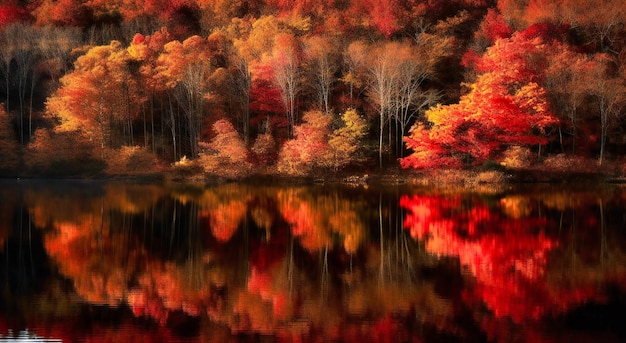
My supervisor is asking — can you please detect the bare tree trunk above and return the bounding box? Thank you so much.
[169,94,177,161]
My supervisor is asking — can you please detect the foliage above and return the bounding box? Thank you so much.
[251,131,277,165]
[0,0,626,177]
[324,109,368,170]
[25,127,104,177]
[0,1,31,27]
[500,145,533,169]
[401,31,560,169]
[276,110,330,175]
[401,194,557,322]
[47,41,144,148]
[103,146,162,176]
[198,119,251,178]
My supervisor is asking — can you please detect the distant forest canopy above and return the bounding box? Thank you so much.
[0,0,625,177]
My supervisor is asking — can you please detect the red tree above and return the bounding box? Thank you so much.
[401,30,559,169]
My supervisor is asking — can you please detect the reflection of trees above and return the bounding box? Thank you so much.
[401,193,557,322]
[539,189,626,312]
[9,182,626,341]
[29,182,459,340]
[0,186,17,252]
[276,187,366,254]
[402,189,626,342]
[34,183,248,325]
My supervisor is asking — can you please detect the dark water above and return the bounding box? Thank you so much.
[0,179,625,342]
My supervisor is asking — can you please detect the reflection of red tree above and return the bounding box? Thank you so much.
[401,194,557,322]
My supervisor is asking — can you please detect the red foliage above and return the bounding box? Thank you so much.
[401,194,557,322]
[367,0,402,38]
[249,63,285,115]
[0,1,31,27]
[476,8,512,44]
[401,31,559,168]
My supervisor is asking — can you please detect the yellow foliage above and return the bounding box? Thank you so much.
[325,109,367,170]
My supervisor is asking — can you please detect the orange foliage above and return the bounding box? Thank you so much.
[277,188,331,251]
[155,35,211,89]
[277,110,331,175]
[205,200,246,242]
[276,188,365,254]
[47,41,145,148]
[31,0,89,26]
[198,119,251,177]
[44,219,146,307]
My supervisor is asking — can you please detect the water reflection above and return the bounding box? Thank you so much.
[0,180,625,342]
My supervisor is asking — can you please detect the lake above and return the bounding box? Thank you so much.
[0,179,625,342]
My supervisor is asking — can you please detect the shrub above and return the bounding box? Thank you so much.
[500,146,533,169]
[251,132,277,165]
[277,110,331,175]
[198,119,251,178]
[103,146,162,176]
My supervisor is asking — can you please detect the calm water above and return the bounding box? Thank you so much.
[0,179,625,342]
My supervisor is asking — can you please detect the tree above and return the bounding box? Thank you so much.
[209,29,252,144]
[586,54,625,164]
[391,43,441,158]
[341,40,368,107]
[0,106,19,174]
[0,24,15,116]
[47,41,144,150]
[198,119,251,177]
[251,119,277,165]
[324,109,368,170]
[303,35,339,114]
[544,45,598,153]
[155,35,212,158]
[360,41,401,169]
[561,0,626,54]
[270,33,302,138]
[474,8,513,47]
[31,0,91,27]
[277,110,331,175]
[401,32,559,169]
[128,28,174,156]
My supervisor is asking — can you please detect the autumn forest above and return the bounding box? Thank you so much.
[0,0,625,178]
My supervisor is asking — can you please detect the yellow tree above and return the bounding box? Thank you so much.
[324,109,368,170]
